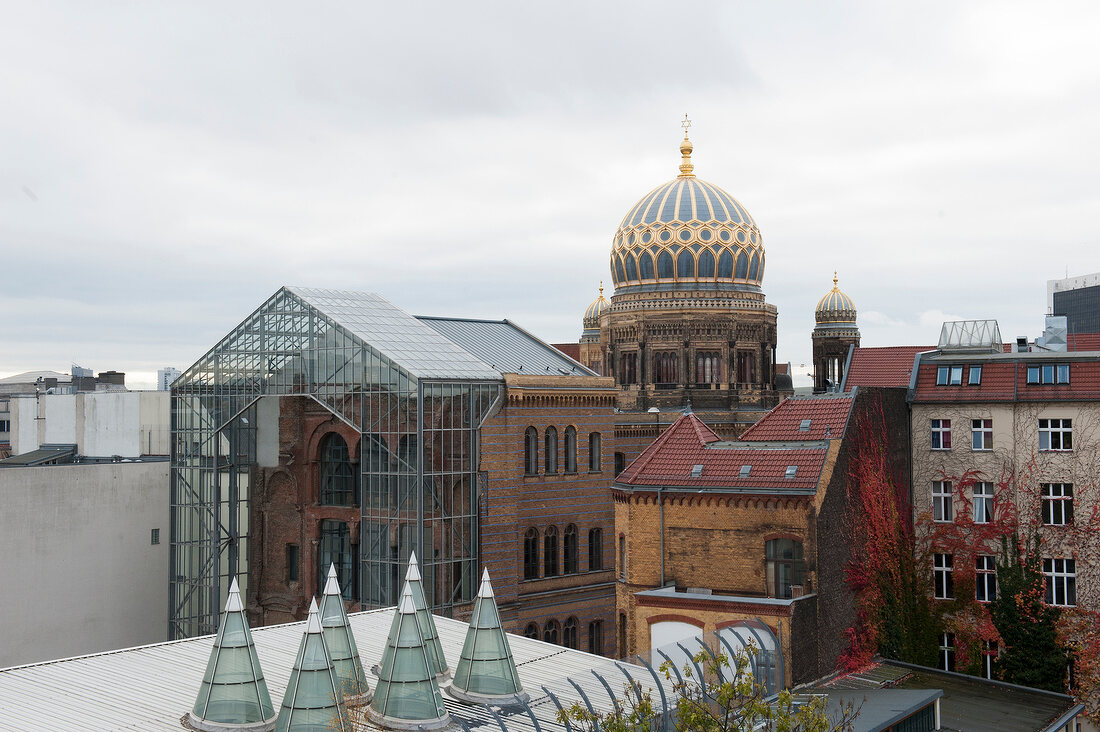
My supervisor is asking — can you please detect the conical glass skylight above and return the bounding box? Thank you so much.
[405,551,449,679]
[447,569,527,705]
[320,563,371,705]
[188,578,277,732]
[275,598,350,732]
[368,585,451,731]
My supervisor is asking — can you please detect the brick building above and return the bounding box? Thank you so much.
[611,387,910,684]
[171,287,617,655]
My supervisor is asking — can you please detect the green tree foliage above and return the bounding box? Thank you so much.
[557,647,858,732]
[993,535,1070,692]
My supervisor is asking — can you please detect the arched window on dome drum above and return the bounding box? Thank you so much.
[657,251,674,279]
[736,351,757,386]
[625,255,638,281]
[320,433,356,506]
[656,351,678,384]
[749,253,760,280]
[639,252,654,279]
[698,249,715,278]
[544,525,559,576]
[615,256,626,284]
[735,251,749,279]
[524,426,538,475]
[677,250,694,278]
[718,250,734,278]
[524,527,539,579]
[564,426,577,473]
[696,351,722,385]
[545,426,558,474]
[620,353,637,385]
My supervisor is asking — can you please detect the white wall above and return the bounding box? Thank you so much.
[0,461,169,668]
[11,396,38,454]
[42,394,77,445]
[8,391,169,458]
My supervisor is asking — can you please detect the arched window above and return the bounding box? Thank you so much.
[545,427,558,474]
[735,250,749,279]
[588,432,602,472]
[524,623,539,639]
[524,426,538,476]
[624,255,638,281]
[696,352,722,385]
[717,249,734,277]
[564,524,578,574]
[676,250,694,278]
[318,519,355,600]
[588,620,603,655]
[564,426,577,473]
[614,452,625,476]
[544,525,559,576]
[619,534,626,580]
[320,433,356,506]
[544,619,560,645]
[656,352,678,384]
[766,538,805,599]
[639,252,654,279]
[749,253,760,280]
[657,251,674,278]
[524,527,540,579]
[563,617,578,649]
[698,249,715,278]
[614,256,626,283]
[588,527,603,570]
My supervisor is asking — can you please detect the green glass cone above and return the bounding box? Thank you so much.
[319,564,371,703]
[448,569,527,704]
[276,598,349,732]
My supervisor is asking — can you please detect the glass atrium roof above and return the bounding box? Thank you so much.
[937,319,1003,353]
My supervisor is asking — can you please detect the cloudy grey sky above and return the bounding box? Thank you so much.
[3,1,1099,388]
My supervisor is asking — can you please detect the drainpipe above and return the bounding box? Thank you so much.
[659,484,666,587]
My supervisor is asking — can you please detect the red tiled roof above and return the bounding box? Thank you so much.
[551,343,581,360]
[739,393,854,442]
[616,413,825,491]
[844,346,932,390]
[912,358,1100,402]
[776,362,790,375]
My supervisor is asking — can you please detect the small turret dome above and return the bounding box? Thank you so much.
[815,273,856,325]
[583,283,609,330]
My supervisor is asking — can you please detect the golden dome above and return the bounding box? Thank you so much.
[609,126,764,294]
[583,283,609,330]
[815,273,857,324]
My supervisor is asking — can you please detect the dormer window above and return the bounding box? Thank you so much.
[739,465,751,478]
[1027,364,1070,385]
[785,465,798,478]
[936,365,963,386]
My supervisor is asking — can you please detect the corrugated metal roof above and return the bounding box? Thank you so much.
[418,317,596,377]
[287,287,503,382]
[0,609,672,731]
[0,444,76,467]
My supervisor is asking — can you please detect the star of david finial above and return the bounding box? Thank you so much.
[681,113,692,139]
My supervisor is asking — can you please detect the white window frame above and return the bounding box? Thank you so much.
[975,555,997,602]
[982,640,997,679]
[973,482,994,524]
[934,553,953,599]
[1043,558,1076,607]
[1041,483,1074,526]
[971,419,993,451]
[931,419,952,450]
[939,632,955,671]
[969,365,983,385]
[1039,418,1072,451]
[932,481,953,523]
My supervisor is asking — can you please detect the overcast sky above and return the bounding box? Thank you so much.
[3,2,1099,389]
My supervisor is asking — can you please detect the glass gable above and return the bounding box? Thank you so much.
[171,287,502,639]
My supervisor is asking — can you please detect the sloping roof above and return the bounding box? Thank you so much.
[0,608,674,732]
[0,371,71,385]
[739,393,854,442]
[615,413,826,493]
[287,287,501,381]
[417,317,595,377]
[812,659,1081,732]
[843,346,932,390]
[912,355,1100,403]
[0,444,76,467]
[1067,333,1100,351]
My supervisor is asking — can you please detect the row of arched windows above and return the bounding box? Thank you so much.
[523,618,604,654]
[524,525,603,579]
[614,248,761,283]
[524,427,601,475]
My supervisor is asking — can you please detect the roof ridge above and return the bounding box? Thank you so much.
[622,414,711,479]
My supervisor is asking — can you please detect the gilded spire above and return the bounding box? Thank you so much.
[678,113,694,178]
[833,271,839,289]
[598,281,604,298]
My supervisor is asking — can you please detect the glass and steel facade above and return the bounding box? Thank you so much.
[171,287,501,639]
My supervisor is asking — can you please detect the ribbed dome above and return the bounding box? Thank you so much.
[583,283,609,330]
[609,133,764,293]
[815,274,857,325]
